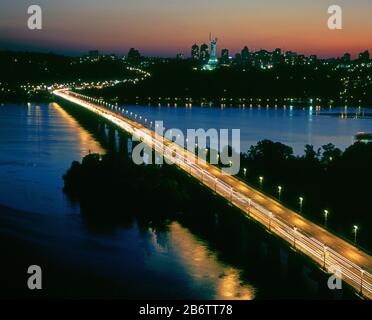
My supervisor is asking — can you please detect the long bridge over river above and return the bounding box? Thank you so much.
[53,89,372,299]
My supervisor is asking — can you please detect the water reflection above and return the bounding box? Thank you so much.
[149,222,255,300]
[0,103,103,214]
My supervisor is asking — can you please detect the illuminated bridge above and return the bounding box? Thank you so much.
[53,89,372,299]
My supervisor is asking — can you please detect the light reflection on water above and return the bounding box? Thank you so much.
[0,102,103,214]
[148,222,255,300]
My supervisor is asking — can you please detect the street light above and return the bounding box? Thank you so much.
[353,225,359,244]
[277,186,282,201]
[259,176,264,189]
[324,210,329,227]
[243,168,247,180]
[299,197,304,213]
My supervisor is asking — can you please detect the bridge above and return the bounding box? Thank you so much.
[53,89,372,299]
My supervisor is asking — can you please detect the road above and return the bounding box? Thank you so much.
[53,89,372,299]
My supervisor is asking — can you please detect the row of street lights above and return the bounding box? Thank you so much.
[254,174,360,245]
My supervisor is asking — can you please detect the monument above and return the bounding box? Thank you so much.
[203,34,219,71]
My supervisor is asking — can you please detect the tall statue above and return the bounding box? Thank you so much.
[209,33,218,60]
[203,33,219,70]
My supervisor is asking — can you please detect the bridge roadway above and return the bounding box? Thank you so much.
[53,89,372,299]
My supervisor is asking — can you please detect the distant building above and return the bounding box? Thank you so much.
[235,53,242,65]
[200,43,209,62]
[309,55,317,63]
[176,53,184,60]
[274,48,282,56]
[343,53,351,63]
[359,50,370,62]
[220,48,230,65]
[241,46,250,63]
[191,44,199,59]
[127,48,141,63]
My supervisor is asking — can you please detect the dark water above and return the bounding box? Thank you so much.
[123,104,372,154]
[0,102,358,299]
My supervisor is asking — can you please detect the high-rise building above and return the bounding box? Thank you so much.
[241,46,249,62]
[235,53,242,65]
[200,43,209,62]
[220,48,230,65]
[191,44,199,59]
[127,48,141,63]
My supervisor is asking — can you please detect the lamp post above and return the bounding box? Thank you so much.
[299,197,304,213]
[278,186,282,201]
[259,176,264,189]
[243,168,247,180]
[324,210,329,227]
[353,225,359,244]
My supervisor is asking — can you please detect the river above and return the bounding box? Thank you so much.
[0,102,360,299]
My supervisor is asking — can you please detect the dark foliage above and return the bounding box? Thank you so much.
[239,140,372,250]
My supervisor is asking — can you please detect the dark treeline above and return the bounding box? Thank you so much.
[235,140,372,251]
[0,51,132,84]
[0,51,137,102]
[63,152,243,236]
[82,59,372,106]
[99,60,340,98]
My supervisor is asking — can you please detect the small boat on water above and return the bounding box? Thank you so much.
[355,132,372,143]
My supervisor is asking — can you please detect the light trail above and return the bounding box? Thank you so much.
[53,89,372,299]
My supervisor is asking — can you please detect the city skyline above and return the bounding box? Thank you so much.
[0,0,372,58]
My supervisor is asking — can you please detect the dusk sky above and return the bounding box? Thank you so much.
[0,0,371,57]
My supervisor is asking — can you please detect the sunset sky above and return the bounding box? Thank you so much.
[0,0,371,58]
